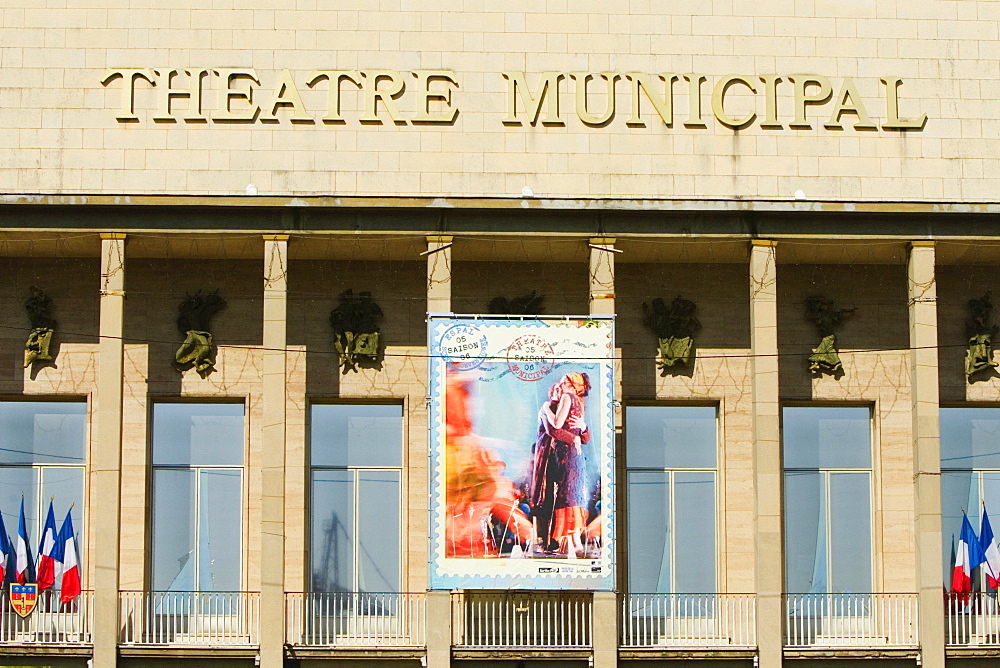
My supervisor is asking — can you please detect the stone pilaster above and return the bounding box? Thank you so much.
[93,232,126,668]
[908,241,945,668]
[589,237,616,316]
[427,235,453,313]
[750,240,782,667]
[425,234,453,667]
[259,235,289,668]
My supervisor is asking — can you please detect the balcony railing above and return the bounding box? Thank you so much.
[119,591,259,646]
[285,592,425,648]
[784,593,918,649]
[0,590,92,645]
[621,593,756,648]
[452,591,591,650]
[946,592,1000,647]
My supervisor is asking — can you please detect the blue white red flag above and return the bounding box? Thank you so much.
[15,499,35,585]
[57,510,80,604]
[981,506,1000,590]
[36,501,58,591]
[0,511,12,586]
[953,512,985,599]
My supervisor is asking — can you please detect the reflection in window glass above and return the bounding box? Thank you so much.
[626,406,716,469]
[0,401,87,583]
[783,407,872,595]
[151,403,244,592]
[626,406,716,594]
[311,404,403,468]
[311,404,402,593]
[783,406,871,470]
[152,403,244,467]
[941,408,1000,587]
[0,402,86,465]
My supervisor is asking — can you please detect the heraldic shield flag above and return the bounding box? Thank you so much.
[10,583,37,618]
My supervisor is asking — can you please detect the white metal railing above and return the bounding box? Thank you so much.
[946,592,1000,646]
[119,591,259,646]
[784,593,918,648]
[0,590,92,644]
[285,592,425,647]
[452,591,591,649]
[621,593,756,648]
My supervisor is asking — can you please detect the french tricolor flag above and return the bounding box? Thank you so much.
[36,501,58,591]
[57,510,80,604]
[0,511,12,586]
[980,506,1000,590]
[952,513,985,600]
[15,498,35,585]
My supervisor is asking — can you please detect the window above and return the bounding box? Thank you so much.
[150,403,244,592]
[941,407,1000,587]
[783,406,873,594]
[310,404,402,593]
[626,405,716,594]
[0,401,86,568]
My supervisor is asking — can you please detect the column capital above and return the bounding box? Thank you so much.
[262,234,289,241]
[589,236,616,246]
[910,240,936,248]
[426,235,453,244]
[100,232,126,240]
[751,239,777,247]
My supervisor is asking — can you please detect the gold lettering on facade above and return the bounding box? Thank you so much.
[263,69,313,123]
[758,75,783,129]
[411,71,459,124]
[625,73,678,127]
[682,74,707,128]
[306,71,362,124]
[100,69,928,133]
[213,69,260,122]
[789,75,833,129]
[153,69,208,123]
[711,74,757,129]
[502,71,565,126]
[360,70,407,124]
[570,72,619,126]
[101,69,156,122]
[880,77,928,130]
[825,77,877,130]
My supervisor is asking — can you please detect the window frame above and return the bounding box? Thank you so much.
[939,404,1000,590]
[148,399,248,593]
[624,402,720,595]
[308,400,405,594]
[781,403,876,595]
[0,397,89,580]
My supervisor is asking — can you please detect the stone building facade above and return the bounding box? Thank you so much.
[2,2,1000,668]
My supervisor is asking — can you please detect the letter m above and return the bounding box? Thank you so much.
[502,72,565,126]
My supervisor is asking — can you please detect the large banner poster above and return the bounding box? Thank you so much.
[428,315,615,590]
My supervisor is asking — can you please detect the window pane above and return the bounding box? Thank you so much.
[311,404,403,468]
[198,469,242,592]
[783,407,870,469]
[829,472,872,593]
[941,408,1000,469]
[626,406,716,469]
[0,402,86,465]
[357,471,400,593]
[311,470,355,592]
[152,404,244,466]
[0,467,39,547]
[941,471,977,585]
[785,471,826,594]
[40,467,85,574]
[627,471,671,593]
[673,472,715,594]
[151,468,196,591]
